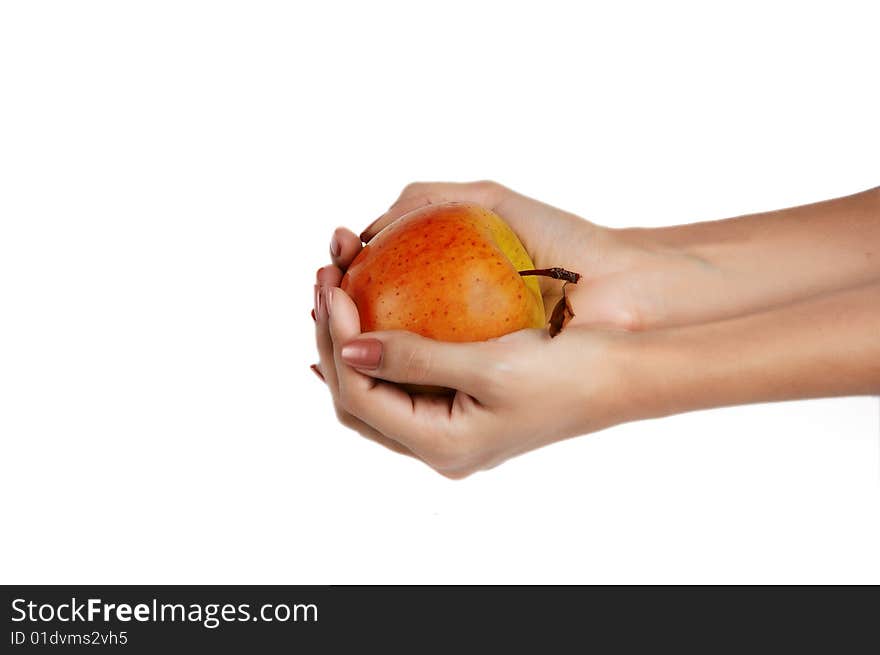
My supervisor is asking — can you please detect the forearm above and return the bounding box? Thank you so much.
[627,281,880,420]
[612,187,880,327]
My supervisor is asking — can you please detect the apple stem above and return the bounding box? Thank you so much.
[518,267,581,284]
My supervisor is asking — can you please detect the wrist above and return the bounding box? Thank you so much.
[611,328,703,422]
[577,330,680,433]
[599,227,730,329]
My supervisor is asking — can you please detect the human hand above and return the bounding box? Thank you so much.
[354,183,880,333]
[311,183,880,475]
[340,180,678,331]
[314,274,880,477]
[313,278,637,477]
[311,180,686,473]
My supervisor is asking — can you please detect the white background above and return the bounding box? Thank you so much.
[1,1,878,584]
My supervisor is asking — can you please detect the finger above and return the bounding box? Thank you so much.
[327,287,459,456]
[316,264,342,287]
[329,226,363,269]
[338,330,498,400]
[360,180,506,242]
[314,280,418,459]
[315,265,344,391]
[314,265,343,392]
[315,285,340,393]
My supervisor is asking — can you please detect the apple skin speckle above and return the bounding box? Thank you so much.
[340,202,544,342]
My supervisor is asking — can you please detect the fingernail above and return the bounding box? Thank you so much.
[311,308,316,322]
[330,232,341,258]
[310,364,325,382]
[359,215,383,243]
[316,266,334,285]
[314,285,322,319]
[341,338,383,369]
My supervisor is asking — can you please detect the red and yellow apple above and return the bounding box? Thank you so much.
[340,202,545,342]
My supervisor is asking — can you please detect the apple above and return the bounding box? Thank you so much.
[341,202,546,342]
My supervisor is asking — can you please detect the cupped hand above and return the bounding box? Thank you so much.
[312,181,677,474]
[314,276,636,477]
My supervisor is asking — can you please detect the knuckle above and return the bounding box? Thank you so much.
[615,304,644,332]
[336,386,363,418]
[401,345,433,384]
[470,179,498,191]
[424,436,472,474]
[435,466,476,480]
[470,347,514,398]
[469,179,504,199]
[400,181,428,198]
[336,394,354,416]
[477,359,505,395]
[333,402,357,427]
[339,414,362,433]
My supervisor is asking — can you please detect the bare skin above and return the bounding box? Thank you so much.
[314,181,880,477]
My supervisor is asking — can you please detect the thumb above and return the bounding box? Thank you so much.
[339,330,494,397]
